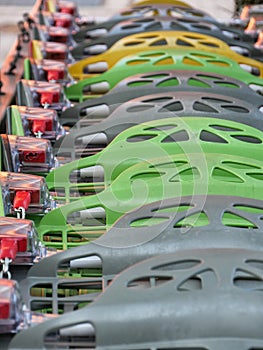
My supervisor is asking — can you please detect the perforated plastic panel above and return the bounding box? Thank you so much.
[71,16,259,61]
[74,3,220,42]
[73,4,217,43]
[20,195,263,314]
[69,31,263,80]
[60,69,263,127]
[48,117,263,200]
[133,0,192,6]
[10,249,263,349]
[65,49,263,102]
[57,89,263,159]
[37,152,263,249]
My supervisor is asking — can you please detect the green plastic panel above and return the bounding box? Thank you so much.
[56,89,263,163]
[69,31,263,80]
[38,152,263,249]
[8,106,25,137]
[48,117,263,202]
[59,69,263,128]
[65,49,263,102]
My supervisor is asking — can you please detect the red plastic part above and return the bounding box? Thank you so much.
[0,301,10,319]
[55,18,71,28]
[59,1,76,15]
[0,239,18,260]
[27,117,53,132]
[45,50,67,61]
[13,191,31,211]
[47,69,64,81]
[32,119,47,134]
[0,237,27,253]
[60,7,75,15]
[40,91,55,106]
[39,91,59,105]
[48,27,69,43]
[22,150,46,163]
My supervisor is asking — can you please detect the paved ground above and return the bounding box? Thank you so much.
[0,0,236,66]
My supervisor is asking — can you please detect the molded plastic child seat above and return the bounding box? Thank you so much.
[64,49,263,102]
[0,134,56,176]
[0,217,41,281]
[23,58,73,86]
[16,80,71,115]
[71,16,260,61]
[48,117,263,201]
[0,172,54,220]
[37,10,78,33]
[32,24,71,44]
[30,40,74,64]
[5,106,65,142]
[57,89,263,160]
[37,153,263,248]
[31,22,76,48]
[73,4,218,43]
[9,249,263,349]
[44,0,79,16]
[21,195,263,312]
[69,31,263,80]
[0,279,24,335]
[60,69,263,127]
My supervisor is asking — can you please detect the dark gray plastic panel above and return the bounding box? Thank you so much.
[73,5,221,42]
[71,16,259,60]
[56,89,263,159]
[10,247,263,349]
[59,69,263,127]
[20,195,263,313]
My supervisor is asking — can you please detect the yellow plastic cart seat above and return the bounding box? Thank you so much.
[131,0,192,8]
[69,31,263,80]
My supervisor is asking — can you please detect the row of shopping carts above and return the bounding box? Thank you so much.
[1,0,263,348]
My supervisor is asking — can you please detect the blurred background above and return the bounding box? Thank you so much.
[0,0,236,67]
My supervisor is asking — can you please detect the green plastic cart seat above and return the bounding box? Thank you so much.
[60,69,263,128]
[48,117,263,202]
[64,49,263,102]
[69,31,263,80]
[73,4,218,43]
[9,249,263,350]
[21,195,263,314]
[71,16,259,61]
[38,152,263,249]
[56,90,263,160]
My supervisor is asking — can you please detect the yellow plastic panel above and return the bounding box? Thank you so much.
[69,31,263,80]
[131,0,192,7]
[30,40,44,60]
[45,0,56,13]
